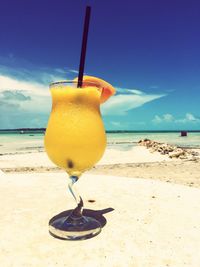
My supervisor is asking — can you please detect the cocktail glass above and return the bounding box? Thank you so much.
[44,80,106,240]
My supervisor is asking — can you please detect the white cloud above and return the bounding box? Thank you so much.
[152,115,162,123]
[0,63,73,127]
[163,113,174,122]
[0,61,166,128]
[116,87,143,95]
[68,69,79,74]
[0,74,49,96]
[101,89,166,116]
[0,73,53,128]
[1,90,31,101]
[176,113,200,123]
[152,113,174,123]
[152,113,200,124]
[0,59,75,85]
[186,113,196,121]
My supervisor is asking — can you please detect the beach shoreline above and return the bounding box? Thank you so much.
[1,143,199,189]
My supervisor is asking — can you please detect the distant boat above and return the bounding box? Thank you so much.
[20,130,24,134]
[180,131,187,137]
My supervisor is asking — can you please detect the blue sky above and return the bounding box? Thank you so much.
[0,0,200,130]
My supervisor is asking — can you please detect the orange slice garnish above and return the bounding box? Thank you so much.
[73,76,115,103]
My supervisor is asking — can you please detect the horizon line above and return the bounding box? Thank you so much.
[0,128,200,133]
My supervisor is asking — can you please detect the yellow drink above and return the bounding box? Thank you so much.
[44,81,106,176]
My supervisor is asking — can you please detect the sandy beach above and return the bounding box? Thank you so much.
[1,141,200,266]
[1,144,200,188]
[1,168,200,266]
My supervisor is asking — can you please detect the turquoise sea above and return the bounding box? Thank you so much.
[0,130,200,155]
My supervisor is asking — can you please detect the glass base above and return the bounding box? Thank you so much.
[49,214,101,240]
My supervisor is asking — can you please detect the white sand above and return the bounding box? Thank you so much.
[0,172,200,266]
[0,146,170,169]
[98,146,171,165]
[1,146,200,188]
[0,169,5,176]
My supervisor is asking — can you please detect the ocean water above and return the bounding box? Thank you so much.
[0,131,200,155]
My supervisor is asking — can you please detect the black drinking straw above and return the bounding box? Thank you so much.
[77,6,91,88]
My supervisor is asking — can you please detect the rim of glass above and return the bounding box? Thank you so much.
[49,80,98,88]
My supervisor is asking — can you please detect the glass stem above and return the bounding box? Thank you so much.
[68,175,83,218]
